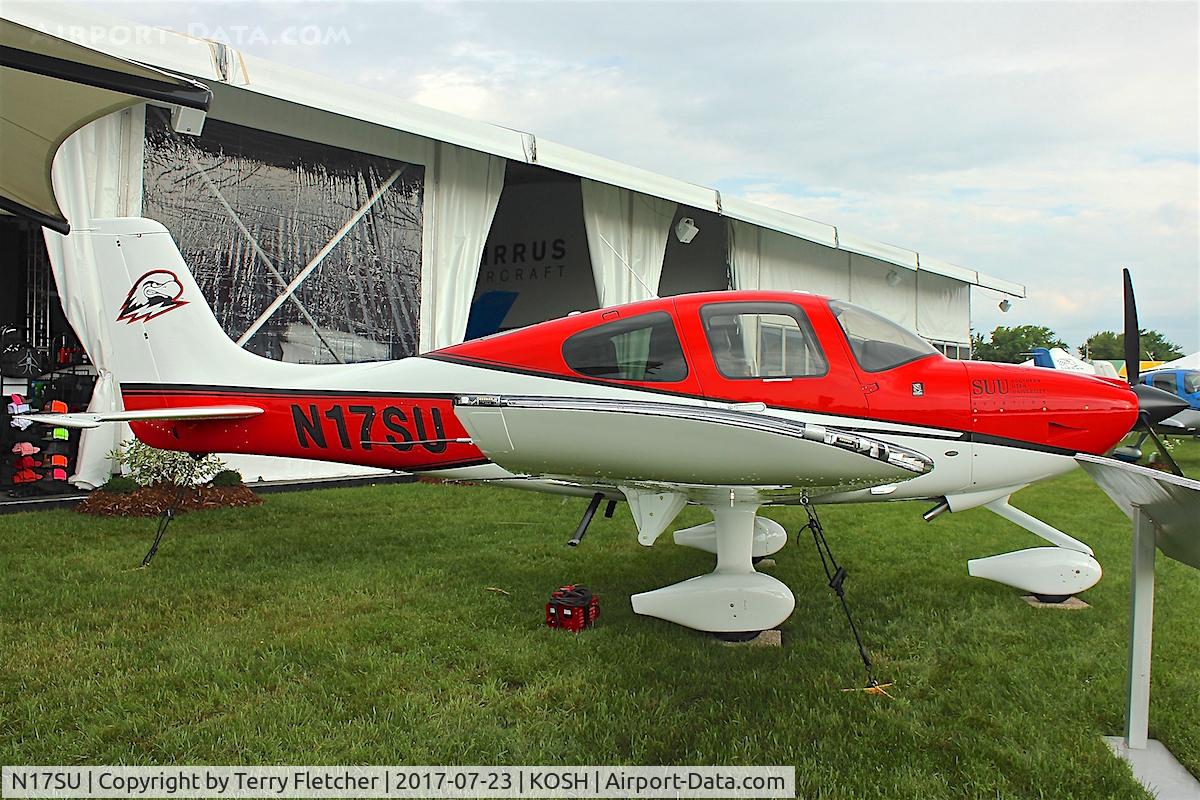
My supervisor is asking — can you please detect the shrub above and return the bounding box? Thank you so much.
[107,440,227,487]
[210,469,244,488]
[100,475,139,495]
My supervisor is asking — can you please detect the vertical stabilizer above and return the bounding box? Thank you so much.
[83,217,267,386]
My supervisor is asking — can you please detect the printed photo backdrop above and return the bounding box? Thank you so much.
[143,111,424,364]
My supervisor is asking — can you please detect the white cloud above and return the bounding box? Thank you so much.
[73,0,1200,350]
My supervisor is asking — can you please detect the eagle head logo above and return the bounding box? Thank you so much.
[117,270,188,323]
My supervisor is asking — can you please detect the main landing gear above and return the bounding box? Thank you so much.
[631,500,795,636]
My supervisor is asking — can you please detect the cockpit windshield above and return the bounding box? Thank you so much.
[829,300,938,372]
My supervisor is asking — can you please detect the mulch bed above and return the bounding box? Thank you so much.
[77,484,262,517]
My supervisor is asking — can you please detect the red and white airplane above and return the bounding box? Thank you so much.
[4,19,1186,638]
[21,218,1187,637]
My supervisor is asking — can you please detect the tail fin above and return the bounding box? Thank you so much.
[84,217,268,387]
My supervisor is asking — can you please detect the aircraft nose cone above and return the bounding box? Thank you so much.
[1132,383,1189,425]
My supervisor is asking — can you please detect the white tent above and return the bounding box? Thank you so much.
[0,3,1026,487]
[1151,352,1199,372]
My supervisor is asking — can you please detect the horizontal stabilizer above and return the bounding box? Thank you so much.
[16,405,264,430]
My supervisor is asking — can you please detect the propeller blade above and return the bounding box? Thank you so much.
[1122,268,1140,385]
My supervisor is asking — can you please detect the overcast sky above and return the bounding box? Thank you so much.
[83,0,1200,353]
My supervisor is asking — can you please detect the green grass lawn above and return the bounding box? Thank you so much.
[2,441,1198,799]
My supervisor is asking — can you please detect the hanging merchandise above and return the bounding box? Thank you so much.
[6,395,30,415]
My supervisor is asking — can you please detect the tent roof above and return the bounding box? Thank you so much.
[0,17,210,233]
[1149,352,1200,372]
[0,4,1023,297]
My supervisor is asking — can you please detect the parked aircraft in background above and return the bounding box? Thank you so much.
[1023,347,1121,378]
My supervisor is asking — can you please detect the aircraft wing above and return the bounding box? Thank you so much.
[17,405,264,430]
[452,395,933,500]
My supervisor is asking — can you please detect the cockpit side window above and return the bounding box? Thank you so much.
[561,311,688,382]
[1181,371,1200,395]
[700,302,828,379]
[829,300,938,372]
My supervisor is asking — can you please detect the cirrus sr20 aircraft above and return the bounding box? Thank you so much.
[21,218,1188,638]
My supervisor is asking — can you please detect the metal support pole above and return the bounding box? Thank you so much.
[1125,505,1156,750]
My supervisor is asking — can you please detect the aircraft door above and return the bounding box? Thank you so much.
[672,296,871,418]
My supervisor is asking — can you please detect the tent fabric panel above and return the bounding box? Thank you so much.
[542,140,718,213]
[0,65,139,231]
[424,142,507,350]
[42,110,144,488]
[837,230,920,270]
[975,272,1027,298]
[918,255,977,284]
[727,220,851,298]
[916,269,971,344]
[721,196,838,248]
[760,229,850,298]
[580,179,677,307]
[207,81,437,173]
[849,253,918,330]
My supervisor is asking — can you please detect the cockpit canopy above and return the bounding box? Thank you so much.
[829,300,938,372]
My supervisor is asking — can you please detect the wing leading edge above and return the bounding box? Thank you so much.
[452,395,933,499]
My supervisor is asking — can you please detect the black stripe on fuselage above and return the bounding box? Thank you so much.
[120,374,1078,458]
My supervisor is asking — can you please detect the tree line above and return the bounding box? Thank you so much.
[970,325,1185,364]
